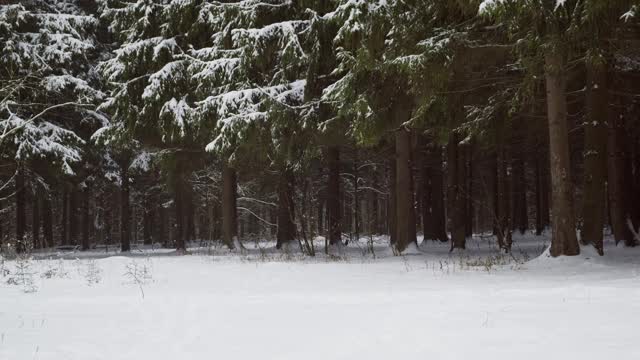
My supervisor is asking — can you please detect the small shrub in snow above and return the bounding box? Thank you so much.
[124,259,153,299]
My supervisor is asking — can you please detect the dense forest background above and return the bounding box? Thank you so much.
[1,0,640,257]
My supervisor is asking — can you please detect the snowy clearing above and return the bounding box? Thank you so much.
[1,234,640,360]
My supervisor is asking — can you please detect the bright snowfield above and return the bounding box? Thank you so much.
[2,234,640,360]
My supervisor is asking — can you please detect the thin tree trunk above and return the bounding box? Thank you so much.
[395,128,417,252]
[327,146,341,245]
[15,165,26,252]
[32,186,41,249]
[81,188,90,251]
[222,163,238,249]
[43,196,53,248]
[447,133,466,250]
[496,145,513,251]
[545,51,579,256]
[143,198,153,245]
[276,166,296,249]
[69,188,79,246]
[580,59,608,255]
[121,171,131,252]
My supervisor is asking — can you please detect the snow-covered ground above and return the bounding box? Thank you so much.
[1,234,640,360]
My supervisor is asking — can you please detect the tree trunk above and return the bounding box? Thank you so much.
[15,165,26,252]
[608,99,634,245]
[143,198,153,245]
[395,128,417,252]
[423,143,447,242]
[447,133,466,250]
[82,188,90,251]
[43,196,54,248]
[580,59,608,255]
[121,171,131,252]
[496,146,513,251]
[60,190,68,245]
[222,163,238,249]
[276,167,296,249]
[465,143,474,238]
[69,188,79,246]
[327,146,341,245]
[389,158,397,245]
[535,153,546,236]
[512,154,528,234]
[32,186,41,249]
[545,51,579,257]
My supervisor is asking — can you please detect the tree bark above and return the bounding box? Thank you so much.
[143,198,153,245]
[276,166,296,249]
[496,146,512,251]
[222,163,238,249]
[15,165,26,252]
[121,170,131,252]
[608,99,634,245]
[447,133,466,250]
[580,59,608,255]
[394,128,417,252]
[423,143,447,242]
[32,186,41,249]
[43,196,54,248]
[545,51,579,257]
[81,187,90,251]
[327,146,341,245]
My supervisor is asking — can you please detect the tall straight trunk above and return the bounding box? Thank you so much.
[447,133,466,250]
[369,173,379,234]
[222,163,238,249]
[496,146,513,250]
[535,153,545,236]
[32,187,41,249]
[580,60,609,255]
[423,143,447,242]
[394,128,416,252]
[60,190,68,245]
[327,146,341,245]
[143,198,153,245]
[317,193,325,237]
[465,143,474,238]
[512,154,528,234]
[158,205,168,248]
[81,188,90,251]
[174,177,186,251]
[43,196,53,248]
[388,158,397,245]
[15,165,26,252]
[69,188,79,246]
[276,167,296,249]
[608,100,634,245]
[352,151,360,244]
[545,52,579,256]
[121,171,131,252]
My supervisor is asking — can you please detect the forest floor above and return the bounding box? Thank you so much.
[1,233,640,360]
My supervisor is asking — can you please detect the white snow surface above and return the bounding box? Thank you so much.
[1,233,640,360]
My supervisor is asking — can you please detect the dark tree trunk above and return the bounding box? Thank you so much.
[447,133,466,250]
[535,153,546,236]
[143,198,153,245]
[69,188,79,246]
[394,128,417,252]
[222,163,238,249]
[608,99,634,245]
[61,190,68,245]
[496,146,513,251]
[580,60,609,255]
[545,52,579,257]
[512,153,528,234]
[276,167,296,249]
[465,143,474,238]
[388,158,397,245]
[15,166,26,252]
[423,143,447,242]
[32,187,41,249]
[327,146,341,245]
[121,171,131,252]
[81,188,90,251]
[43,196,54,248]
